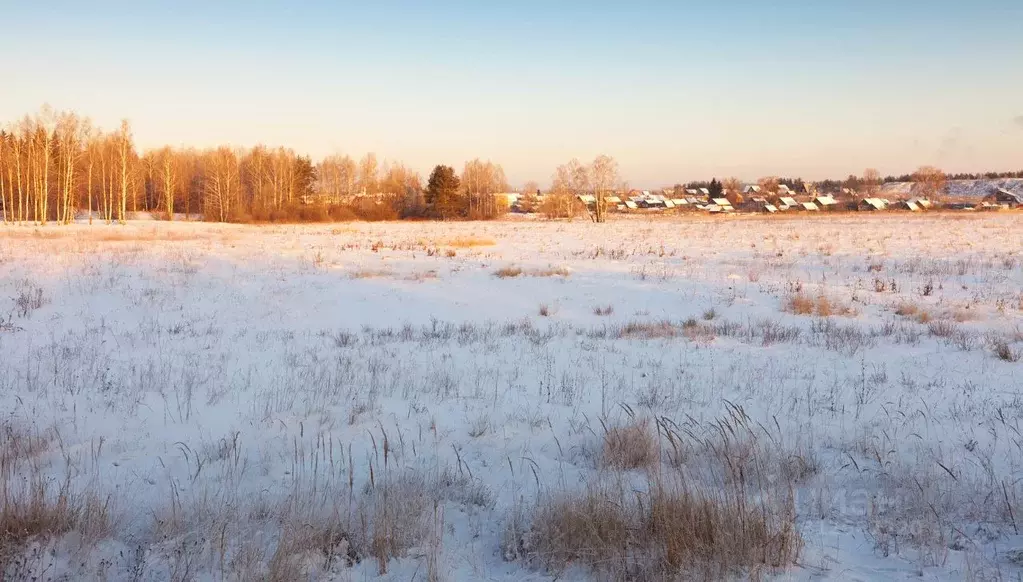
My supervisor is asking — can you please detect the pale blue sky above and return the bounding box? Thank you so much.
[2,0,1021,186]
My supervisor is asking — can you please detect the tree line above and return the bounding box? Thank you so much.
[4,106,1018,225]
[0,106,516,224]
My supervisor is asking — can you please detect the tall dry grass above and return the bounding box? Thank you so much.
[601,418,658,470]
[784,292,855,317]
[509,407,803,580]
[444,236,495,248]
[522,474,800,580]
[1,422,111,574]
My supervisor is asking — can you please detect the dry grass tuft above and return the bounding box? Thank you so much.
[445,236,496,248]
[784,293,815,315]
[592,305,614,316]
[349,268,393,280]
[494,266,570,279]
[404,270,439,282]
[494,266,523,279]
[894,302,919,317]
[618,320,678,340]
[269,471,433,577]
[1,423,51,463]
[528,266,570,278]
[601,419,658,470]
[784,292,855,317]
[263,466,486,578]
[2,423,111,572]
[522,476,801,580]
[1,478,111,567]
[895,302,939,324]
[949,308,977,323]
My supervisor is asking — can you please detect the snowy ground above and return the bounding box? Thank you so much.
[2,213,1023,581]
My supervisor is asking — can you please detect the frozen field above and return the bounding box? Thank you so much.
[2,214,1023,581]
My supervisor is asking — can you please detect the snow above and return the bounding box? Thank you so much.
[2,214,1023,580]
[880,178,1023,199]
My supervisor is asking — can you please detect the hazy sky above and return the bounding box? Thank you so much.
[2,0,1021,186]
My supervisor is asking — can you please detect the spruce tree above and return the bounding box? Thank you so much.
[426,165,461,219]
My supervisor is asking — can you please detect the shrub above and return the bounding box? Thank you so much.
[539,193,585,219]
[992,340,1020,362]
[234,199,402,224]
[14,284,45,318]
[927,320,958,339]
[593,305,614,316]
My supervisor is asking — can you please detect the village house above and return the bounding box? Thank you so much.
[777,196,799,209]
[711,197,733,212]
[813,195,838,210]
[858,198,887,211]
[738,196,769,212]
[983,188,1023,208]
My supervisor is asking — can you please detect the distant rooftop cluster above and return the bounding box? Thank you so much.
[500,178,1023,216]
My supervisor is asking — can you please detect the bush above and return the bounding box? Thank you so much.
[227,199,401,224]
[992,339,1021,362]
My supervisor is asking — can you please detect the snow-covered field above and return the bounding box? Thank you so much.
[2,214,1023,581]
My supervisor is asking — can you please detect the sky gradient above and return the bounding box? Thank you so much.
[2,0,1021,186]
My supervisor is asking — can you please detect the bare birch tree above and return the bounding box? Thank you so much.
[358,153,379,196]
[590,154,618,223]
[115,120,134,223]
[862,168,882,197]
[913,166,945,200]
[461,159,508,219]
